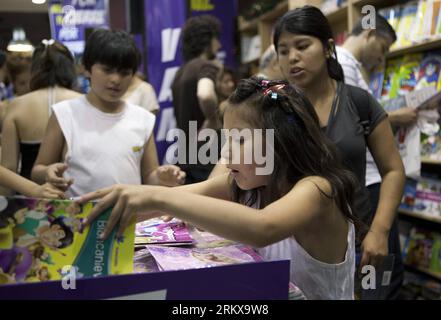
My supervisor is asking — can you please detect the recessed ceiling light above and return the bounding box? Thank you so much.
[32,0,46,4]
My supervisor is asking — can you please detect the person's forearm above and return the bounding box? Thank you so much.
[370,169,405,235]
[151,187,268,247]
[31,164,49,184]
[0,166,39,197]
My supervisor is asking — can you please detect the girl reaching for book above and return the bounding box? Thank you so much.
[79,77,359,300]
[0,165,64,199]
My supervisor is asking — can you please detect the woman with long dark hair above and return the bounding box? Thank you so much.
[273,6,405,296]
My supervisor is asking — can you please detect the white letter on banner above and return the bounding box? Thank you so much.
[158,67,179,103]
[161,28,181,63]
[156,108,177,141]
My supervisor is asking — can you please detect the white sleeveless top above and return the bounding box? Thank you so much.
[250,193,355,300]
[257,223,355,300]
[52,96,156,197]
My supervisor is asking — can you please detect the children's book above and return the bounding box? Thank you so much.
[0,196,135,285]
[393,2,418,49]
[381,58,402,101]
[147,245,263,271]
[189,226,236,249]
[397,54,423,96]
[414,177,441,217]
[134,218,194,246]
[133,248,160,274]
[416,52,441,91]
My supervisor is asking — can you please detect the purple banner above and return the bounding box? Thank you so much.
[145,0,187,164]
[190,0,237,68]
[48,0,109,57]
[0,261,290,300]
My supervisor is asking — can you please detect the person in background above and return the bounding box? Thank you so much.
[1,40,81,192]
[336,14,411,299]
[31,29,185,198]
[216,67,237,119]
[256,45,284,80]
[273,6,405,299]
[123,72,159,115]
[6,54,31,97]
[172,15,222,184]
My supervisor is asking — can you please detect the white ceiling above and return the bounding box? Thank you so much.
[0,0,49,13]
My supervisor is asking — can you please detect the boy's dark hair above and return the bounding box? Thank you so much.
[50,217,74,249]
[273,5,344,82]
[226,76,359,226]
[182,15,221,62]
[30,40,77,91]
[82,29,139,73]
[351,13,397,42]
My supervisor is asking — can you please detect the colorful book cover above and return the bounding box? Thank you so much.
[416,52,441,90]
[404,228,433,268]
[369,68,385,100]
[187,225,236,249]
[430,0,441,36]
[135,218,194,246]
[147,245,263,271]
[381,58,402,101]
[400,178,418,211]
[414,178,441,216]
[397,54,423,96]
[379,5,402,32]
[0,197,135,285]
[392,2,418,49]
[411,0,428,42]
[133,248,160,274]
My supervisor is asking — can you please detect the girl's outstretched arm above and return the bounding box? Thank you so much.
[79,175,330,248]
[0,165,65,199]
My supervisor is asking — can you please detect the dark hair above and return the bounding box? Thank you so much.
[6,57,31,82]
[50,217,74,249]
[351,13,397,42]
[182,15,221,62]
[82,29,139,74]
[0,50,7,68]
[273,5,344,81]
[226,76,358,225]
[30,40,76,91]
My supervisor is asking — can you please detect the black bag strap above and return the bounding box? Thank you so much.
[347,85,371,137]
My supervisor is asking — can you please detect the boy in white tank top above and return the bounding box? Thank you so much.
[31,29,185,197]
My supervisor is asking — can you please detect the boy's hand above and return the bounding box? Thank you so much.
[45,163,74,191]
[32,183,66,199]
[157,165,186,187]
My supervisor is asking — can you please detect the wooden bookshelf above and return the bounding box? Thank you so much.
[421,157,441,166]
[387,37,441,59]
[325,4,348,24]
[398,208,441,225]
[404,264,441,281]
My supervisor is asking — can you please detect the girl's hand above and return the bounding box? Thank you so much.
[31,183,66,199]
[78,185,162,240]
[360,229,389,270]
[157,165,186,186]
[45,163,74,191]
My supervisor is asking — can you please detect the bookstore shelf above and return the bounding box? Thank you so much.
[421,157,441,166]
[387,38,441,59]
[404,264,441,281]
[325,4,348,24]
[399,208,441,225]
